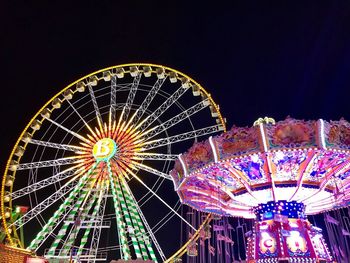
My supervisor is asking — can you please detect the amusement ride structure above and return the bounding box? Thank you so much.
[1,63,350,263]
[0,64,225,262]
[171,117,350,262]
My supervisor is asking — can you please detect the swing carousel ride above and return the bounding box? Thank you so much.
[171,117,350,262]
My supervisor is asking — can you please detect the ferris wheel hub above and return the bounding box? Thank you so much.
[92,138,117,161]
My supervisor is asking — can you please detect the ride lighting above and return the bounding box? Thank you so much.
[30,119,41,131]
[9,160,18,171]
[4,207,11,218]
[51,98,61,109]
[103,70,112,81]
[169,71,177,83]
[76,81,85,92]
[21,132,32,143]
[5,175,14,187]
[14,146,25,157]
[40,108,51,119]
[15,206,29,214]
[115,67,125,78]
[4,192,11,202]
[88,75,98,86]
[142,66,152,77]
[63,89,73,100]
[156,67,165,78]
[129,66,139,77]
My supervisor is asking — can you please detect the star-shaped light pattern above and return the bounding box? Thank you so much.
[68,110,164,182]
[78,114,144,176]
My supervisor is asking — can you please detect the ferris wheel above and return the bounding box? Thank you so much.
[1,63,225,262]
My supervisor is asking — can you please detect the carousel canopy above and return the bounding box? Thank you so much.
[170,118,350,218]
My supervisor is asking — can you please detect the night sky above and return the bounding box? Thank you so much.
[2,0,350,258]
[2,2,350,165]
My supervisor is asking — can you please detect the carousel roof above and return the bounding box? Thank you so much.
[170,117,350,218]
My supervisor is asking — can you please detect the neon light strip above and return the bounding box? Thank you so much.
[76,181,106,257]
[209,136,218,162]
[27,163,98,251]
[112,167,142,259]
[268,157,277,202]
[178,154,188,177]
[120,179,155,261]
[259,123,268,152]
[113,176,145,260]
[319,119,327,150]
[60,180,100,255]
[47,179,98,255]
[107,163,131,260]
[288,153,318,201]
[123,179,164,262]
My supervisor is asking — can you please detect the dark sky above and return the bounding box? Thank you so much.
[2,2,350,160]
[2,2,350,182]
[2,1,350,149]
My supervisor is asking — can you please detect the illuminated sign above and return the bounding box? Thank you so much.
[286,231,307,253]
[259,232,277,254]
[93,138,117,161]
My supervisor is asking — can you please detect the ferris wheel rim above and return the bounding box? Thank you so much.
[1,63,226,260]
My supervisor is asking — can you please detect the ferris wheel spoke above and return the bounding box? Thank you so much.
[110,75,117,122]
[66,100,99,140]
[111,164,160,261]
[141,99,210,142]
[139,83,191,131]
[44,117,92,144]
[12,176,81,230]
[16,156,88,170]
[118,180,157,261]
[131,162,172,180]
[151,201,181,234]
[29,139,85,153]
[140,124,224,151]
[107,163,133,260]
[86,182,110,260]
[132,77,167,126]
[122,72,142,123]
[27,163,99,251]
[117,161,165,206]
[120,177,163,262]
[11,165,85,200]
[123,166,196,231]
[47,178,100,256]
[35,202,77,253]
[58,179,104,257]
[88,84,104,129]
[132,153,178,161]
